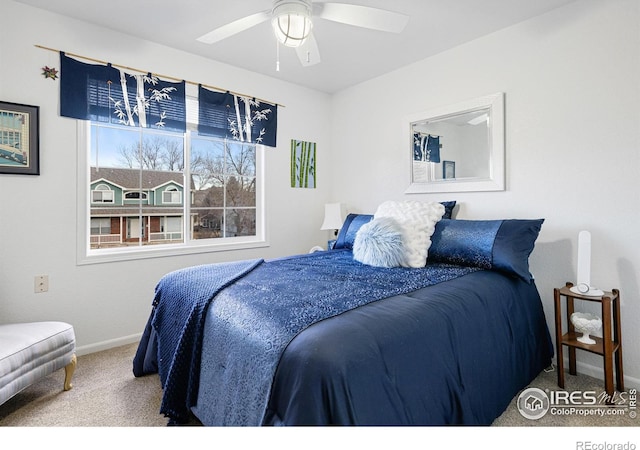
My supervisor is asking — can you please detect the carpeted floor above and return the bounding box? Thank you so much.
[0,342,637,428]
[0,343,167,427]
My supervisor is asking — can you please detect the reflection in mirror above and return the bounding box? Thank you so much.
[405,93,504,194]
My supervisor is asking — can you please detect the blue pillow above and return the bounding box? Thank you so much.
[333,201,456,250]
[441,201,456,219]
[427,219,544,282]
[353,217,406,268]
[334,214,373,250]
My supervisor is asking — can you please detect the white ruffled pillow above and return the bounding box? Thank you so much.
[353,217,406,268]
[374,200,445,268]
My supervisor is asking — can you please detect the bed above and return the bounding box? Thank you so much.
[133,201,553,426]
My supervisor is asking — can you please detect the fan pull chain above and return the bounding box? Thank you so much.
[276,41,280,72]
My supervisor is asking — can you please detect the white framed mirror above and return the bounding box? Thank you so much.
[404,92,505,194]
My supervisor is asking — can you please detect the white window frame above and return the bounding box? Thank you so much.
[76,122,267,265]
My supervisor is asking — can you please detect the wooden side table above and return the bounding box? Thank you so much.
[553,282,623,398]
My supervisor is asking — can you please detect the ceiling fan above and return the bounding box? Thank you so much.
[196,0,409,67]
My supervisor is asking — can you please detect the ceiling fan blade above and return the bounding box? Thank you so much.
[295,32,321,66]
[314,3,409,33]
[196,10,270,44]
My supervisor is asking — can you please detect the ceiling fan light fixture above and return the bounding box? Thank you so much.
[271,0,313,48]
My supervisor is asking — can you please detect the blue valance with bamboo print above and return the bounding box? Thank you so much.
[413,133,440,163]
[59,52,186,132]
[198,85,277,148]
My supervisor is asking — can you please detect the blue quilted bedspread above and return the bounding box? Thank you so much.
[134,249,479,425]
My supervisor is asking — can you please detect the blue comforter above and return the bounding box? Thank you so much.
[134,249,481,425]
[261,269,553,425]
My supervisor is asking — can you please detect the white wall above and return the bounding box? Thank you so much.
[329,0,640,387]
[0,0,332,353]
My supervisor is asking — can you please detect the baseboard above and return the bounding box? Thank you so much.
[75,333,142,356]
[557,356,640,390]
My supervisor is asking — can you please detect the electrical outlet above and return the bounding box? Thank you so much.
[34,275,49,293]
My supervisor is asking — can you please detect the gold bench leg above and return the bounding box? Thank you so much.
[64,354,77,391]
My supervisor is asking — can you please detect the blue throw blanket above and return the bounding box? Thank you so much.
[134,258,263,423]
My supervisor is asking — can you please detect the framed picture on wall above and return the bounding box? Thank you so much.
[0,101,40,175]
[443,160,455,179]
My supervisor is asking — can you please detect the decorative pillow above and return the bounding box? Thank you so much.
[374,200,445,268]
[333,214,373,250]
[441,201,456,219]
[353,217,406,268]
[427,219,544,282]
[333,201,453,251]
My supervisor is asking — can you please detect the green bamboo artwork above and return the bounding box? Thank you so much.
[291,139,316,188]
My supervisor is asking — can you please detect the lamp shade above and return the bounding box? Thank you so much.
[320,203,344,231]
[271,0,312,48]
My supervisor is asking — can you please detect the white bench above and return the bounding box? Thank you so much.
[0,321,76,406]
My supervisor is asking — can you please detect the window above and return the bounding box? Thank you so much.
[124,191,148,200]
[90,217,111,235]
[1,110,22,148]
[159,216,183,241]
[60,54,275,263]
[162,187,181,204]
[90,217,119,248]
[191,135,257,239]
[79,120,265,263]
[92,184,114,203]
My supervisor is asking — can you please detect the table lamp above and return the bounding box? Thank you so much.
[320,203,344,245]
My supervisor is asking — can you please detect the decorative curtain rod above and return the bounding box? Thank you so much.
[35,44,284,107]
